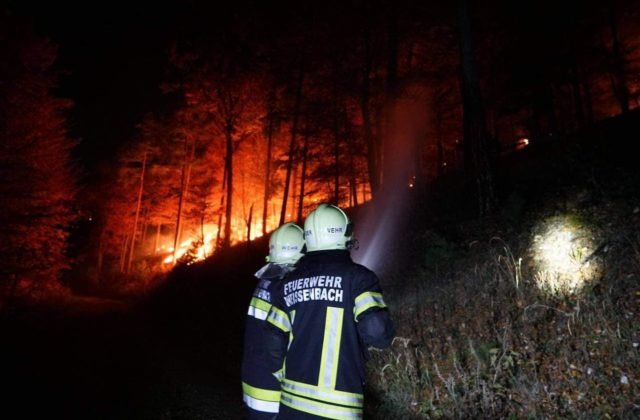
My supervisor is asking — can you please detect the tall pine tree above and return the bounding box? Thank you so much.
[0,17,77,301]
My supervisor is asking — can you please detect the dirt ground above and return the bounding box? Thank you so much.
[1,294,247,420]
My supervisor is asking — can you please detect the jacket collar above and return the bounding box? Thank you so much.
[299,249,352,264]
[254,262,293,280]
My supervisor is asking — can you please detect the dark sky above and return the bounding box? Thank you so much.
[7,1,191,175]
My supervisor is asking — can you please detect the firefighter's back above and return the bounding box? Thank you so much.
[266,204,394,419]
[275,250,371,419]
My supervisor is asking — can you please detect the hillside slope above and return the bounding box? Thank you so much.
[365,115,640,418]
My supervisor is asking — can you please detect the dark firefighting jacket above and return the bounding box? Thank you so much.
[242,263,293,416]
[265,250,395,419]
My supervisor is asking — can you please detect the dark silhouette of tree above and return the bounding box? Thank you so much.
[607,1,631,114]
[458,0,496,216]
[359,11,380,196]
[279,62,305,226]
[0,18,77,301]
[261,82,279,236]
[84,0,640,283]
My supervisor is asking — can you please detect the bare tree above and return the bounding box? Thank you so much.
[297,127,310,222]
[607,2,630,114]
[127,150,148,273]
[280,63,305,226]
[262,84,277,235]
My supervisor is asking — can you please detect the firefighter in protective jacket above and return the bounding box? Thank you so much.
[265,204,395,419]
[242,222,305,419]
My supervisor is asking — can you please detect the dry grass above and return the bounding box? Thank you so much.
[365,203,640,419]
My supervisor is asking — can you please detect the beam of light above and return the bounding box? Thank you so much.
[352,189,410,274]
[352,129,416,275]
[530,215,600,295]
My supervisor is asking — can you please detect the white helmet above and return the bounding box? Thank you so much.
[304,203,354,251]
[267,222,305,264]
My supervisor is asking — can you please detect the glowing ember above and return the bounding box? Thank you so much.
[515,138,530,151]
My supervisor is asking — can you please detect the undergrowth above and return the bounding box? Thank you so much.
[365,198,640,419]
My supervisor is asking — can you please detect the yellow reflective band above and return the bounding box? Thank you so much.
[267,306,291,332]
[248,297,272,320]
[354,291,386,320]
[318,307,344,389]
[242,382,281,402]
[250,297,272,313]
[282,378,363,408]
[281,391,362,419]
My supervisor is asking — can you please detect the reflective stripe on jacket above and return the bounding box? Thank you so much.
[266,250,394,419]
[242,263,292,416]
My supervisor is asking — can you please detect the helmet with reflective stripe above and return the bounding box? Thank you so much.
[304,203,353,251]
[267,222,305,264]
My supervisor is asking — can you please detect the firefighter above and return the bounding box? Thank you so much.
[265,203,395,419]
[242,222,305,419]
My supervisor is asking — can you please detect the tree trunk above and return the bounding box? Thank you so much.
[332,93,341,204]
[216,148,229,251]
[140,208,149,255]
[119,234,129,273]
[200,211,206,257]
[127,150,147,273]
[262,85,276,235]
[297,128,310,223]
[248,204,254,242]
[172,137,196,261]
[291,162,298,220]
[360,19,379,197]
[280,64,304,226]
[347,120,359,207]
[215,202,224,252]
[608,3,630,114]
[222,119,234,249]
[383,5,399,189]
[458,0,496,216]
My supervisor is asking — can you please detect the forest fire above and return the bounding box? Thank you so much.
[161,238,209,265]
[3,1,640,419]
[3,0,638,287]
[159,224,267,265]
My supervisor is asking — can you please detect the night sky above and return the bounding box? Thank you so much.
[6,1,187,172]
